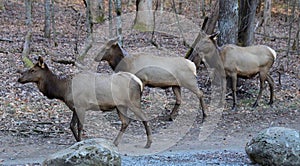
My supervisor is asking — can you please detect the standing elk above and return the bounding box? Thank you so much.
[220,44,276,110]
[186,31,227,107]
[94,38,207,121]
[18,57,153,148]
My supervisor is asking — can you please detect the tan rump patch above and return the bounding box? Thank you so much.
[185,59,197,75]
[117,72,144,92]
[267,46,277,60]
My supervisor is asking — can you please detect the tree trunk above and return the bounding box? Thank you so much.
[263,0,272,35]
[218,0,238,45]
[238,0,258,46]
[90,0,105,23]
[201,0,206,17]
[202,1,219,35]
[294,0,300,52]
[134,0,154,32]
[109,0,113,37]
[115,0,122,44]
[85,0,93,35]
[23,0,34,68]
[287,0,296,56]
[44,0,51,38]
[178,0,183,14]
[285,0,289,22]
[171,0,186,45]
[51,0,57,46]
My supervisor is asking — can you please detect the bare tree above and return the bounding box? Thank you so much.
[90,0,105,23]
[201,0,206,17]
[77,0,94,61]
[22,0,34,67]
[202,0,219,35]
[293,0,300,52]
[238,0,259,46]
[171,0,187,45]
[178,0,183,14]
[44,0,51,38]
[284,0,290,22]
[109,0,113,37]
[218,0,239,45]
[51,0,57,46]
[84,0,93,35]
[134,0,154,32]
[115,0,122,44]
[263,0,272,35]
[287,0,297,56]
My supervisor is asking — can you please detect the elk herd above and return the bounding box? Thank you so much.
[18,31,277,148]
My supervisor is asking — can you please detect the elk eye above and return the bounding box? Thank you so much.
[30,69,35,73]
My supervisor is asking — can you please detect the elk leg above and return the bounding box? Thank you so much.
[128,103,153,148]
[142,121,153,148]
[114,108,131,146]
[266,74,275,105]
[70,111,80,141]
[187,84,207,118]
[253,73,267,107]
[77,119,83,141]
[169,86,181,121]
[230,74,238,111]
[199,91,207,118]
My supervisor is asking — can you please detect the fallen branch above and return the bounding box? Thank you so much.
[255,32,288,40]
[51,57,87,70]
[0,38,13,42]
[51,58,75,66]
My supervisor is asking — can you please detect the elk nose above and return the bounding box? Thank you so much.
[16,69,23,74]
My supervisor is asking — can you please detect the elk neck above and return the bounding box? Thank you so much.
[37,70,70,101]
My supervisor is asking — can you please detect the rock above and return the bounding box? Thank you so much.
[245,127,300,166]
[43,138,121,166]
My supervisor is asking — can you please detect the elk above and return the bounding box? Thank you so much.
[94,38,207,121]
[18,57,152,148]
[220,44,276,110]
[185,31,226,107]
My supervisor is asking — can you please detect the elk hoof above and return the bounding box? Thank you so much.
[268,101,274,105]
[231,105,237,111]
[144,142,152,149]
[113,140,119,147]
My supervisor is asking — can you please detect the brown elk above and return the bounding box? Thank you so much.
[220,44,276,110]
[18,57,153,148]
[94,38,207,121]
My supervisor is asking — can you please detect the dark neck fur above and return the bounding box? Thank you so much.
[37,70,70,101]
[108,52,124,71]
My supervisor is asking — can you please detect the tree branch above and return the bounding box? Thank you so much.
[0,38,13,42]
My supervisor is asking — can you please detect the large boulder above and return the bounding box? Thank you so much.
[43,138,121,166]
[245,127,300,166]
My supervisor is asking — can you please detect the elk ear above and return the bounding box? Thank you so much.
[38,56,45,69]
[107,37,119,47]
[209,31,220,40]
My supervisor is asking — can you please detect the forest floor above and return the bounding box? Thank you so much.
[0,1,299,165]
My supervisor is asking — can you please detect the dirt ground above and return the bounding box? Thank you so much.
[0,1,299,165]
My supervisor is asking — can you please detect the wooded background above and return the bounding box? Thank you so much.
[0,0,299,74]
